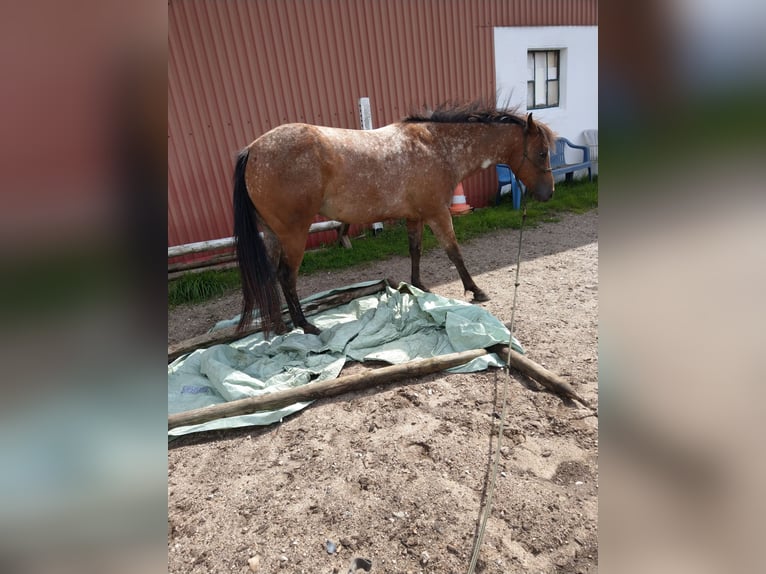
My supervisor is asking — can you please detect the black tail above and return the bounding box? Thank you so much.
[232,147,282,335]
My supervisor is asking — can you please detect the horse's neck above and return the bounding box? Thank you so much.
[433,123,524,179]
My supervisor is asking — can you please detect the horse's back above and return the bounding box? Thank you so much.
[244,121,452,225]
[251,123,327,161]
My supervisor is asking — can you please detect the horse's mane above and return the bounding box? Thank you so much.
[403,100,556,147]
[403,100,527,125]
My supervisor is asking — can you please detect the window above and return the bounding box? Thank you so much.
[527,50,560,109]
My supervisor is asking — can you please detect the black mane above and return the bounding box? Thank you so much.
[403,100,526,125]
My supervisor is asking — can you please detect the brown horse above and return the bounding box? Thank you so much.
[233,101,556,336]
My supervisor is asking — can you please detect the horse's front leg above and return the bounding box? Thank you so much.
[406,219,430,292]
[426,212,489,303]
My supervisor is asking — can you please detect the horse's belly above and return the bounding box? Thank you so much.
[319,191,412,224]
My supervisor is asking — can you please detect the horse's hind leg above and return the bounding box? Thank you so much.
[406,219,429,292]
[276,257,319,335]
[276,234,321,335]
[426,211,489,302]
[259,226,290,334]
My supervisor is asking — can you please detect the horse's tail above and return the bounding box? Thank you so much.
[232,147,282,335]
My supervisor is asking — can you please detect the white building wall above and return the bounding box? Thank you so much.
[494,26,598,174]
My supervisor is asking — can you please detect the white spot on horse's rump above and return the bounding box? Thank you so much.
[481,159,492,169]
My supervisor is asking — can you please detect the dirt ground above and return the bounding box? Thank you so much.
[168,210,598,574]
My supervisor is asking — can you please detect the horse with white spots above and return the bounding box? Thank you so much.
[233,101,556,336]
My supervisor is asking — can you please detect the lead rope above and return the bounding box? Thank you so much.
[466,194,528,574]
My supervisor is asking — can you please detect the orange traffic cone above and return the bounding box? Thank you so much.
[449,182,472,216]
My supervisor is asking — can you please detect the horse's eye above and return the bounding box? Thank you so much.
[538,150,547,158]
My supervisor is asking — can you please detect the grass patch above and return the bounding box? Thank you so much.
[302,176,597,273]
[169,177,597,307]
[168,268,241,307]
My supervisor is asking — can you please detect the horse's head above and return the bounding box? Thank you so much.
[513,114,555,202]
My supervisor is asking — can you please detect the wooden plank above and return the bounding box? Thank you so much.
[168,237,234,258]
[168,220,345,259]
[309,220,343,233]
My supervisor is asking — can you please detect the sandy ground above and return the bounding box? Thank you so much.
[168,210,598,573]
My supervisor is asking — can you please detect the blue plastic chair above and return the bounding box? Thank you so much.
[495,164,524,209]
[550,137,592,181]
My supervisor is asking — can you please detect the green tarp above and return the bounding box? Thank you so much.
[168,281,521,436]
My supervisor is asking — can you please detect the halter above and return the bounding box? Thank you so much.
[517,126,553,175]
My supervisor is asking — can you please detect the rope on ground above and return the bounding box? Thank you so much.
[466,201,528,573]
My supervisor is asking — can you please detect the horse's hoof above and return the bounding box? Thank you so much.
[472,290,490,303]
[301,323,321,336]
[273,322,289,335]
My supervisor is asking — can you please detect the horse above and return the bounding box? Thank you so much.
[233,101,556,336]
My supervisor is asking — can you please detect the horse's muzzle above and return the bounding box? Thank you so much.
[532,182,555,202]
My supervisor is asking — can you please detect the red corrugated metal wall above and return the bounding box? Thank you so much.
[168,0,597,249]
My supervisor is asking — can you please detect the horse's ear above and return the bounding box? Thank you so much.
[526,113,538,133]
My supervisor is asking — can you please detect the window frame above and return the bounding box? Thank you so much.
[527,49,560,110]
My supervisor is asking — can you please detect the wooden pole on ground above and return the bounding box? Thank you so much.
[167,261,239,281]
[168,344,593,430]
[168,251,236,273]
[168,348,490,430]
[492,345,593,410]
